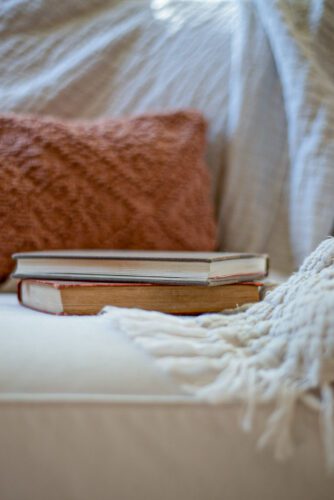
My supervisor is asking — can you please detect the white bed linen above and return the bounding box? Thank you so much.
[0,293,334,500]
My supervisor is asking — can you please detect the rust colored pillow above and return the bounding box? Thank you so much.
[0,110,217,281]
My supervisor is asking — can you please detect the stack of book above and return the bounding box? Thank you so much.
[12,250,269,315]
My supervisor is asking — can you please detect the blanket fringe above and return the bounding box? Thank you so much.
[102,238,334,470]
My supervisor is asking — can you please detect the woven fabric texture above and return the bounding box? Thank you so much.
[0,110,217,281]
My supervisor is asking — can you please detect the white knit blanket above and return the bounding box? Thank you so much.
[103,238,334,469]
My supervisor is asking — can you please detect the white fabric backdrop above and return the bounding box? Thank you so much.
[255,0,334,272]
[1,0,333,273]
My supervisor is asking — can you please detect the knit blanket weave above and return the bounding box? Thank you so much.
[102,238,334,469]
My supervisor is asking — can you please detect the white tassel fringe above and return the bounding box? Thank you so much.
[102,238,334,469]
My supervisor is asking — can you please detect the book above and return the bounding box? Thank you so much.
[12,250,268,286]
[18,279,262,315]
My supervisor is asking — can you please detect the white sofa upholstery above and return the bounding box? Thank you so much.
[0,295,180,396]
[1,293,334,500]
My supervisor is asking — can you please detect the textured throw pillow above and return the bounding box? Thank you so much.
[0,110,217,281]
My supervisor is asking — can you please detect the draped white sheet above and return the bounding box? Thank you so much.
[1,0,333,273]
[0,0,291,271]
[255,0,334,272]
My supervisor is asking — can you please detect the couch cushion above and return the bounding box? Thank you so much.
[0,294,182,396]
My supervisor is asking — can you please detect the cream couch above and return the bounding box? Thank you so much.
[1,1,334,499]
[1,293,334,500]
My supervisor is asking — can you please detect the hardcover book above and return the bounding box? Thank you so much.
[13,250,269,286]
[18,279,262,315]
